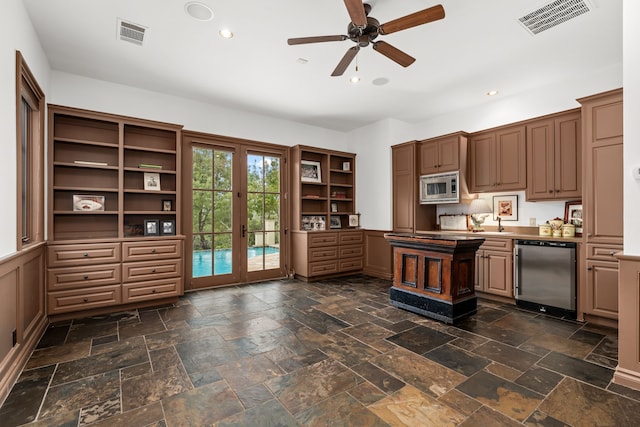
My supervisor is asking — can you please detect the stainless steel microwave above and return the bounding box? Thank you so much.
[419,171,459,204]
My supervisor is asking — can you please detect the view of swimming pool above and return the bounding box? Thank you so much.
[193,246,280,277]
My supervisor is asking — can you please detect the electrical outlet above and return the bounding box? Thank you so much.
[529,217,536,226]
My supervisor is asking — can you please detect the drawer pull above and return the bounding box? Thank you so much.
[152,269,157,273]
[83,298,89,303]
[83,253,89,257]
[83,275,89,280]
[151,249,156,253]
[609,251,616,256]
[152,289,157,293]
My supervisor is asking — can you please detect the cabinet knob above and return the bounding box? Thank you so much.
[83,298,89,303]
[83,253,89,257]
[152,289,157,293]
[152,269,157,273]
[151,249,156,253]
[549,190,553,193]
[555,189,560,192]
[83,275,89,280]
[587,267,593,271]
[609,251,616,256]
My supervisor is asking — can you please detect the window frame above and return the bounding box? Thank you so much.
[15,51,45,250]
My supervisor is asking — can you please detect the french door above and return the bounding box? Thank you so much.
[183,134,288,290]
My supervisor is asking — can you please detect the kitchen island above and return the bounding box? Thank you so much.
[384,233,485,324]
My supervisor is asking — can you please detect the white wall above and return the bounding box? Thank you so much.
[623,0,640,255]
[0,0,50,257]
[50,71,347,151]
[349,64,623,231]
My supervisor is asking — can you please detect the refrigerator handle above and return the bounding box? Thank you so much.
[513,246,519,297]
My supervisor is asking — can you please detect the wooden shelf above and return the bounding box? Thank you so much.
[124,145,177,155]
[53,161,118,170]
[53,186,119,193]
[53,137,118,148]
[53,210,118,215]
[124,167,177,174]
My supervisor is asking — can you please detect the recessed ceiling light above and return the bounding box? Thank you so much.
[372,77,390,86]
[350,76,361,84]
[296,58,309,65]
[184,2,214,21]
[219,29,233,39]
[487,90,499,96]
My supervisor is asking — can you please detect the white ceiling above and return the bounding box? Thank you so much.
[22,0,622,132]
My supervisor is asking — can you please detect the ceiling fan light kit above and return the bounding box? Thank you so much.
[287,0,445,76]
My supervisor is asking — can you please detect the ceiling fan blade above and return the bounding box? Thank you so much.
[331,46,359,76]
[287,35,348,45]
[343,0,367,27]
[373,41,415,67]
[380,4,445,35]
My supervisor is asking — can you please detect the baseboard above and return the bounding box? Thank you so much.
[614,366,640,391]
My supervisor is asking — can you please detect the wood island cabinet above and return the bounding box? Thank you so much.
[526,110,581,201]
[469,125,526,193]
[46,105,184,317]
[474,238,514,298]
[579,89,623,321]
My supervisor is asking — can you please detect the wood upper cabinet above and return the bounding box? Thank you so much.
[419,135,460,175]
[469,125,526,193]
[526,110,581,201]
[392,143,416,233]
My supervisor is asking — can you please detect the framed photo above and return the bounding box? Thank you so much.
[144,219,159,236]
[301,215,326,231]
[331,202,338,213]
[493,194,518,221]
[73,194,105,211]
[144,172,161,191]
[160,219,176,235]
[564,201,583,236]
[162,200,172,211]
[300,160,322,183]
[348,214,359,227]
[330,216,341,229]
[342,161,351,171]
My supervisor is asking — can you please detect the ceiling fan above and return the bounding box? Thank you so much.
[287,0,445,76]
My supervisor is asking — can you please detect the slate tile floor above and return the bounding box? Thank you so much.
[1,275,639,426]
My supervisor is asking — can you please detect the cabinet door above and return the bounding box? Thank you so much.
[469,133,495,192]
[526,119,555,201]
[474,251,484,291]
[419,141,439,175]
[437,137,460,172]
[585,260,619,319]
[554,113,581,199]
[485,250,513,297]
[587,143,623,241]
[392,144,415,232]
[495,126,526,191]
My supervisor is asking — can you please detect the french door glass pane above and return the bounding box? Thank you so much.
[193,146,233,277]
[247,154,280,272]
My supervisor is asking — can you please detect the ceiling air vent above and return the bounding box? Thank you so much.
[117,19,147,45]
[518,0,593,35]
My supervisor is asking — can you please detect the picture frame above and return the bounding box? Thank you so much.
[564,200,583,236]
[348,214,359,227]
[73,194,105,211]
[331,202,338,213]
[330,216,342,229]
[300,160,322,183]
[144,219,159,236]
[301,215,326,231]
[144,172,161,191]
[160,219,176,235]
[342,161,351,171]
[493,194,518,221]
[162,199,172,211]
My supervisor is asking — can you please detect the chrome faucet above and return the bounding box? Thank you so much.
[497,216,504,232]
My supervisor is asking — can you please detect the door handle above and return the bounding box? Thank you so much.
[242,224,246,238]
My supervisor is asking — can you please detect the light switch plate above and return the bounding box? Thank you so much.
[529,217,536,226]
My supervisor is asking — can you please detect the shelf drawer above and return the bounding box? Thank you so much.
[122,239,182,261]
[339,257,363,272]
[480,238,513,252]
[47,263,121,291]
[48,285,121,315]
[339,231,363,245]
[309,247,338,262]
[123,259,182,283]
[122,278,182,303]
[339,244,363,259]
[308,233,339,248]
[47,242,121,267]
[308,260,339,276]
[586,243,623,261]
